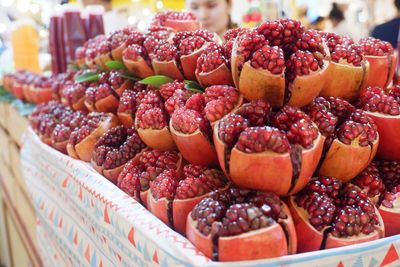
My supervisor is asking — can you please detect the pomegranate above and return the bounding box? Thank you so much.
[62,82,88,111]
[85,35,106,68]
[152,30,217,81]
[84,83,120,113]
[135,90,176,151]
[143,27,172,60]
[187,187,297,261]
[106,70,133,96]
[75,46,86,68]
[148,164,227,234]
[214,101,323,196]
[170,85,242,166]
[29,75,53,104]
[94,37,112,69]
[375,160,400,236]
[122,44,154,78]
[356,86,400,161]
[52,111,86,154]
[352,162,385,205]
[92,126,146,183]
[67,112,119,162]
[117,149,183,206]
[304,97,379,182]
[117,82,148,127]
[320,33,369,100]
[109,27,145,61]
[195,43,234,87]
[231,21,329,108]
[288,176,385,253]
[151,11,200,32]
[359,37,397,89]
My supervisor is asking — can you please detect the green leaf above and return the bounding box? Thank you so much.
[67,63,80,71]
[74,71,99,83]
[139,75,173,88]
[0,86,15,103]
[105,60,127,70]
[119,72,140,81]
[184,80,204,92]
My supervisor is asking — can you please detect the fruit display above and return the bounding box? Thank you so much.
[8,10,398,263]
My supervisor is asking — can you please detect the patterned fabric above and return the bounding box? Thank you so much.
[21,128,400,267]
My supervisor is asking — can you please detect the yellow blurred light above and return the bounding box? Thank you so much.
[156,1,163,9]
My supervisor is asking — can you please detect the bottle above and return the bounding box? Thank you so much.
[62,4,87,65]
[85,5,105,39]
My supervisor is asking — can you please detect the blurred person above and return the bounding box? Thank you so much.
[371,0,400,48]
[187,0,235,39]
[327,2,357,39]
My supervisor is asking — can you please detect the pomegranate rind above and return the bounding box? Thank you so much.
[147,194,170,226]
[186,215,213,259]
[214,128,323,196]
[94,95,120,113]
[164,20,200,32]
[100,53,113,70]
[180,46,208,81]
[71,97,87,112]
[152,59,185,81]
[366,112,400,161]
[111,44,126,61]
[31,86,53,104]
[52,140,68,154]
[363,54,397,89]
[170,122,218,166]
[196,63,234,88]
[320,61,370,100]
[114,80,133,97]
[73,114,120,162]
[123,58,155,79]
[236,62,285,107]
[173,195,205,234]
[287,64,329,107]
[379,205,400,237]
[137,126,176,151]
[117,112,134,128]
[318,137,379,182]
[325,232,380,249]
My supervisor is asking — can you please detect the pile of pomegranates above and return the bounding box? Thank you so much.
[21,11,400,263]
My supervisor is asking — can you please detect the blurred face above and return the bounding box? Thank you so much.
[187,0,230,35]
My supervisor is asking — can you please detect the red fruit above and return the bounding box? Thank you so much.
[151,11,200,32]
[66,112,120,162]
[359,37,397,89]
[231,20,328,108]
[117,88,147,127]
[164,89,193,115]
[186,187,297,261]
[135,91,176,151]
[62,83,88,111]
[148,164,226,234]
[84,83,119,113]
[51,111,86,153]
[304,97,379,181]
[214,101,323,196]
[117,149,182,206]
[122,44,154,79]
[357,87,400,161]
[352,162,385,204]
[159,81,185,101]
[288,177,384,252]
[91,126,146,183]
[195,43,234,87]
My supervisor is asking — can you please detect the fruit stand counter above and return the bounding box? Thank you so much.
[21,128,400,267]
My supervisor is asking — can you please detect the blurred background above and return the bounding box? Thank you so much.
[0,0,398,73]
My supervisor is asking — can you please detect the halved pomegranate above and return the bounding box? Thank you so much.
[135,90,175,151]
[356,86,400,161]
[67,112,119,162]
[288,176,385,253]
[375,160,400,236]
[195,43,234,87]
[107,70,133,96]
[359,37,397,89]
[152,30,216,81]
[187,187,297,261]
[109,27,145,61]
[148,164,227,234]
[92,126,146,183]
[117,83,148,127]
[84,83,120,113]
[231,21,329,108]
[75,46,86,68]
[30,76,53,104]
[84,35,106,68]
[117,149,183,206]
[151,11,200,32]
[170,85,242,166]
[62,82,88,111]
[52,111,86,154]
[352,162,385,205]
[320,33,369,100]
[214,102,323,196]
[94,38,112,69]
[143,28,172,60]
[122,44,154,78]
[304,97,379,182]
